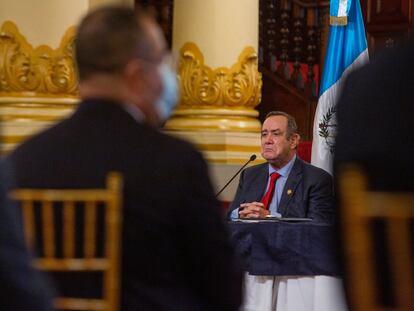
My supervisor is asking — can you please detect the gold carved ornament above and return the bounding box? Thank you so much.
[0,21,78,97]
[178,42,262,110]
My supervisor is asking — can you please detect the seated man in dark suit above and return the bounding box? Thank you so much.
[227,111,335,311]
[228,111,334,222]
[6,6,242,311]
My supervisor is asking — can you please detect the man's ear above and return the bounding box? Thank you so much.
[124,59,145,89]
[290,133,301,149]
[122,59,148,108]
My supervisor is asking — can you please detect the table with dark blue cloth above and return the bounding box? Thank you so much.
[229,220,339,276]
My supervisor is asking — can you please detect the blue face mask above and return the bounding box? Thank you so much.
[155,64,178,122]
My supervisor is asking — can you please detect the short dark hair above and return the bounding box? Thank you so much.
[264,111,298,138]
[75,6,152,81]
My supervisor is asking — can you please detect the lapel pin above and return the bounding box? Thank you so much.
[287,189,293,196]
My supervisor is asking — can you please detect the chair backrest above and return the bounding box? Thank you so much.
[338,164,414,311]
[10,172,123,311]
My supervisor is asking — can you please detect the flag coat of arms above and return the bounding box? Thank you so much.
[311,0,369,174]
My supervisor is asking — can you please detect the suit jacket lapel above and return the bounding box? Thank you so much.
[251,164,269,202]
[278,157,303,215]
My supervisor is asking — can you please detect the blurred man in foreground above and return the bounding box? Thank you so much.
[6,6,242,311]
[335,41,414,310]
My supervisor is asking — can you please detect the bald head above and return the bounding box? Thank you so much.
[75,6,160,81]
[74,6,170,126]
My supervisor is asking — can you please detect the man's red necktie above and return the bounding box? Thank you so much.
[261,172,281,210]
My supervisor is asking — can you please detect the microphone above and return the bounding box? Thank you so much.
[215,154,256,198]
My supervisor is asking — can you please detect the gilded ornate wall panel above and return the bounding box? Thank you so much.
[0,21,78,154]
[0,21,78,97]
[164,42,262,132]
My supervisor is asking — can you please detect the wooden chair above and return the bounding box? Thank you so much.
[10,172,123,311]
[338,164,414,311]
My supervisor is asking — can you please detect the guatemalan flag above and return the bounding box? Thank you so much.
[311,0,369,175]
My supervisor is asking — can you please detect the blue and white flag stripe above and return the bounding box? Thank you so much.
[330,0,351,18]
[311,0,369,174]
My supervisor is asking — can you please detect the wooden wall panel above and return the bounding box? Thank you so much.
[261,69,317,141]
[365,0,410,24]
[361,0,414,51]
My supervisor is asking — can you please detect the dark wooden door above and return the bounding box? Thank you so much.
[361,0,414,53]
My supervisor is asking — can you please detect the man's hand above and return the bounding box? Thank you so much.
[238,202,270,218]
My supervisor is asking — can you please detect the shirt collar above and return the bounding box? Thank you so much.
[268,154,297,178]
[123,103,145,123]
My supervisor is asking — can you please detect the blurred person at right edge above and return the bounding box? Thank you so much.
[335,40,414,309]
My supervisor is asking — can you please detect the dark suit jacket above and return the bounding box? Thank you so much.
[228,157,334,223]
[6,99,242,311]
[0,164,54,311]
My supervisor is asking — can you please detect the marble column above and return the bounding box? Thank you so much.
[164,0,263,200]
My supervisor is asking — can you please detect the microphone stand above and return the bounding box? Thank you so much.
[215,155,256,198]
